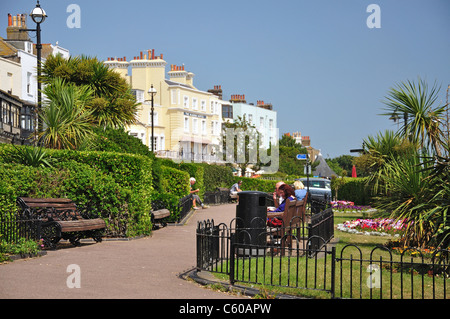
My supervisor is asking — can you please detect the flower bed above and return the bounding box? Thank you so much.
[331,200,375,213]
[337,218,409,237]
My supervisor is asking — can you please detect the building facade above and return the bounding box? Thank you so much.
[104,50,223,163]
[0,13,70,145]
[229,95,277,150]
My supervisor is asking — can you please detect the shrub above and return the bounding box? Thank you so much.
[331,177,372,205]
[160,166,190,198]
[235,176,278,193]
[200,164,235,191]
[0,144,153,238]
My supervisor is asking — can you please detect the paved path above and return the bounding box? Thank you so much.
[0,203,242,299]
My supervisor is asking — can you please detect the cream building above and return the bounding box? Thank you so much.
[104,50,223,163]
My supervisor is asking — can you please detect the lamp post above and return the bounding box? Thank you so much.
[26,1,47,134]
[148,85,157,152]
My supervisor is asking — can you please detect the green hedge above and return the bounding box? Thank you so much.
[200,164,235,191]
[331,177,372,205]
[158,159,204,197]
[0,144,153,237]
[160,165,190,198]
[234,176,278,193]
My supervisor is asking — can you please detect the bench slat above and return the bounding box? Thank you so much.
[59,219,106,232]
[152,209,170,219]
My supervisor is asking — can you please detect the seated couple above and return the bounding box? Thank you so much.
[268,183,296,213]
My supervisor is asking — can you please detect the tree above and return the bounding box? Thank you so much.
[39,78,94,150]
[41,54,138,129]
[381,78,446,157]
[221,116,262,175]
[278,134,308,176]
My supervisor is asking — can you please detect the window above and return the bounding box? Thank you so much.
[210,101,214,113]
[201,120,206,135]
[222,105,233,118]
[171,90,178,105]
[27,72,32,94]
[211,121,219,136]
[192,98,198,110]
[201,100,206,111]
[260,117,264,129]
[159,136,165,151]
[183,96,189,108]
[248,114,253,125]
[214,101,219,114]
[184,117,189,132]
[192,118,198,134]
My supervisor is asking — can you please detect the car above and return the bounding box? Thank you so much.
[298,177,332,203]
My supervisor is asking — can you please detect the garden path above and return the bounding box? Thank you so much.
[0,203,242,299]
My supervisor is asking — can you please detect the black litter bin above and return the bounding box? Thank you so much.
[235,191,267,256]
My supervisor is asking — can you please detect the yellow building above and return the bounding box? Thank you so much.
[104,50,223,163]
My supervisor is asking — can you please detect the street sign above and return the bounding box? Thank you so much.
[296,154,308,160]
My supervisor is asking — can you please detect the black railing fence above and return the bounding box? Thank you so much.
[0,212,42,243]
[196,216,450,299]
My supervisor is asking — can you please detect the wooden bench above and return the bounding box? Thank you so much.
[150,209,171,229]
[16,197,106,249]
[266,193,309,254]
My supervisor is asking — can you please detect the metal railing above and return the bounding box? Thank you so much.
[196,217,450,299]
[0,213,42,243]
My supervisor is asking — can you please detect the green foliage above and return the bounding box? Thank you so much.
[199,163,235,191]
[150,192,182,223]
[0,144,153,238]
[326,155,355,177]
[159,165,190,198]
[4,145,55,168]
[331,177,371,205]
[158,159,204,197]
[41,54,138,129]
[353,79,450,249]
[40,78,95,150]
[0,238,43,261]
[90,127,154,158]
[381,78,446,156]
[235,176,278,193]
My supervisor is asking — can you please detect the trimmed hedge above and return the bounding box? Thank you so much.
[160,165,190,198]
[0,144,153,237]
[234,176,278,193]
[331,177,372,205]
[200,163,235,191]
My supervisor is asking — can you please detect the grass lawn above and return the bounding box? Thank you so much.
[209,211,449,299]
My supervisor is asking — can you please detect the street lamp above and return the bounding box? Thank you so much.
[148,85,157,152]
[26,1,47,134]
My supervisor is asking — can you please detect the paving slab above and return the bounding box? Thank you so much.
[0,203,243,299]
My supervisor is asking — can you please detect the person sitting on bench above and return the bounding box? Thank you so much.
[190,177,208,210]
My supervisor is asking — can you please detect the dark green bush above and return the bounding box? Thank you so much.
[0,144,153,237]
[200,164,235,191]
[235,176,278,193]
[331,177,371,205]
[158,159,204,197]
[160,165,190,198]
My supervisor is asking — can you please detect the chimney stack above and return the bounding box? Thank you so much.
[6,12,30,41]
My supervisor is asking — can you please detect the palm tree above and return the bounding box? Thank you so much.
[41,54,138,129]
[39,78,94,150]
[381,78,446,157]
[362,130,416,194]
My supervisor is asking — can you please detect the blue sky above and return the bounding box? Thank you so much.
[1,0,449,158]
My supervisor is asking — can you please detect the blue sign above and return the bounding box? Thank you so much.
[296,154,308,160]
